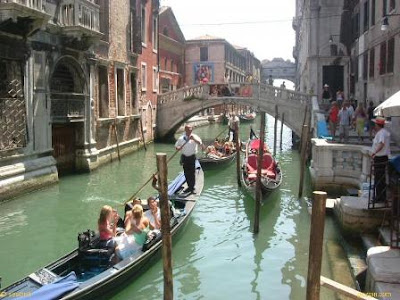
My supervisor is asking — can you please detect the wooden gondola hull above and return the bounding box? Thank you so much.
[0,167,204,300]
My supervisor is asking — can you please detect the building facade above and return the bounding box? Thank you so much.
[0,0,160,201]
[293,0,400,142]
[158,6,185,93]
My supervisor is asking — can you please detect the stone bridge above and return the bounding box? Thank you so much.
[156,83,311,141]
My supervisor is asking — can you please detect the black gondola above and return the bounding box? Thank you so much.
[0,164,204,300]
[240,129,282,196]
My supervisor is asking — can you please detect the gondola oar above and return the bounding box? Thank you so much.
[121,138,190,206]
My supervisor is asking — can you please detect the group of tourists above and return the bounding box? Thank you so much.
[97,196,162,263]
[327,95,376,142]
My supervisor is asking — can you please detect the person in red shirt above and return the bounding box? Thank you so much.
[328,101,339,140]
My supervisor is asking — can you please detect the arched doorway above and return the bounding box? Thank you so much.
[50,57,87,174]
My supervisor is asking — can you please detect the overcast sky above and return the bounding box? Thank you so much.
[160,0,296,63]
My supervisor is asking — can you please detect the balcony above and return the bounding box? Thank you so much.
[59,0,101,39]
[0,0,51,36]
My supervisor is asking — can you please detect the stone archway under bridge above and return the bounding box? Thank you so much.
[156,83,311,141]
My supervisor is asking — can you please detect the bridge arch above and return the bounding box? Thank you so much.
[156,84,311,141]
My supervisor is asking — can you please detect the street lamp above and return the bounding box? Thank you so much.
[381,14,400,31]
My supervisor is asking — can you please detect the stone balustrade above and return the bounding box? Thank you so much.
[310,138,372,189]
[158,84,208,106]
[60,0,100,32]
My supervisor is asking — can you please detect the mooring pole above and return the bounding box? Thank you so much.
[156,153,173,300]
[254,112,265,234]
[235,121,241,187]
[140,115,147,151]
[280,113,285,150]
[298,124,310,198]
[306,191,327,300]
[113,119,121,161]
[273,105,278,156]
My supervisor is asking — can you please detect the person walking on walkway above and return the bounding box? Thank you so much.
[353,103,367,141]
[328,101,339,140]
[338,104,352,142]
[371,117,391,203]
[175,124,203,194]
[367,101,376,140]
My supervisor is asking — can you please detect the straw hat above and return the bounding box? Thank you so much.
[372,116,386,125]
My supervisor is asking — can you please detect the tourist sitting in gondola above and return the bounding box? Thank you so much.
[223,141,235,155]
[214,139,225,153]
[205,145,224,158]
[98,205,120,262]
[125,204,151,246]
[144,196,161,230]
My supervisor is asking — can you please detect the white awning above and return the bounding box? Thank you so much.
[374,90,400,117]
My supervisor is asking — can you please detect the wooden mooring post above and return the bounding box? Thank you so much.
[273,105,278,156]
[280,113,284,150]
[254,112,266,234]
[235,122,241,187]
[306,191,327,300]
[113,119,121,161]
[298,124,309,198]
[156,153,173,300]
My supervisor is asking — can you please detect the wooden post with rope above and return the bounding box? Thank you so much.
[306,191,327,300]
[113,119,121,161]
[273,105,278,156]
[140,115,147,151]
[235,121,241,187]
[155,153,173,300]
[254,112,265,234]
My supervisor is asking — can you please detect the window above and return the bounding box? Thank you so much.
[152,15,158,51]
[369,48,375,78]
[363,52,368,80]
[152,67,158,92]
[200,47,208,61]
[170,59,174,72]
[141,63,147,91]
[163,27,168,36]
[99,0,109,42]
[116,68,125,116]
[387,38,394,73]
[371,0,376,26]
[141,5,146,46]
[363,1,369,32]
[98,66,109,118]
[379,42,387,75]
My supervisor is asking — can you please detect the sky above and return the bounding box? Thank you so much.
[160,0,296,63]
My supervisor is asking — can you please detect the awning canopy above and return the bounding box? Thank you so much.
[374,90,400,117]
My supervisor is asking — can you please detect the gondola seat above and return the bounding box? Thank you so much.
[247,154,258,173]
[261,153,276,178]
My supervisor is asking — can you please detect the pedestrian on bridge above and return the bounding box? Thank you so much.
[175,124,204,195]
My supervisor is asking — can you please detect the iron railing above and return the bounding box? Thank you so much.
[0,97,26,151]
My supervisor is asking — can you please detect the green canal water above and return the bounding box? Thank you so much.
[0,116,350,299]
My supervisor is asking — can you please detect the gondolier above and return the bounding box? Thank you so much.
[228,113,239,141]
[175,124,204,194]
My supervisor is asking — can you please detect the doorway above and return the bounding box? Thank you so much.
[322,65,344,100]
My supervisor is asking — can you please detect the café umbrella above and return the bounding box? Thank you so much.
[374,90,400,117]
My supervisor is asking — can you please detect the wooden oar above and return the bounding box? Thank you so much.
[121,138,190,206]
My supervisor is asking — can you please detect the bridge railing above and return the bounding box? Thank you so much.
[158,84,209,107]
[259,84,311,104]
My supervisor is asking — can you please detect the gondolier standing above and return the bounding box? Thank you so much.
[175,124,204,194]
[228,113,239,142]
[371,116,391,203]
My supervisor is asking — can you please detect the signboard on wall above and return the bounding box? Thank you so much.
[193,63,214,84]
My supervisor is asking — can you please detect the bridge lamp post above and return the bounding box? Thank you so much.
[381,14,400,31]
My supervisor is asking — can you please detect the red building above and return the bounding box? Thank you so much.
[158,6,186,93]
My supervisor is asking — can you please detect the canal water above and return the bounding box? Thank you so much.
[0,116,351,299]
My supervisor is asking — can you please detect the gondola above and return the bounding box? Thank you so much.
[238,111,256,122]
[198,150,236,170]
[240,129,282,196]
[0,163,204,300]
